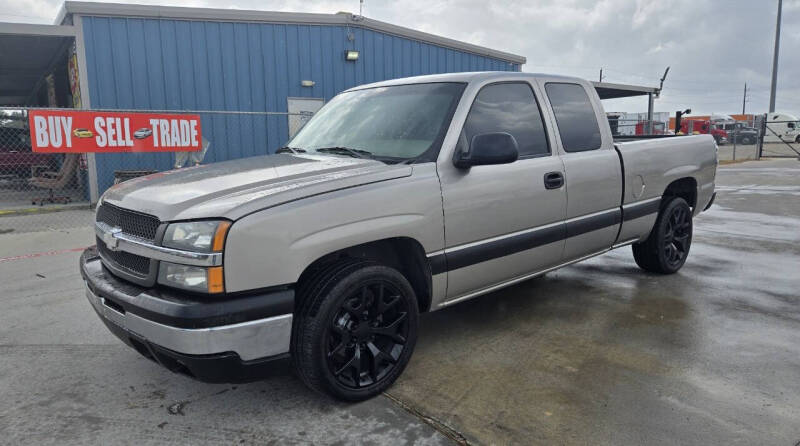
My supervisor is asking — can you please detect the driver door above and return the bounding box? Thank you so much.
[437,81,567,301]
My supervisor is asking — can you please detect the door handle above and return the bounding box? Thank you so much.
[544,172,564,189]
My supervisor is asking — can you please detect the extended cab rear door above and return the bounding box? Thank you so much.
[540,80,623,260]
[437,80,567,302]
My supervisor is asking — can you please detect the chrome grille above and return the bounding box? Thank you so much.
[96,236,151,277]
[96,203,160,240]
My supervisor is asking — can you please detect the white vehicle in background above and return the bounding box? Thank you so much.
[764,113,800,143]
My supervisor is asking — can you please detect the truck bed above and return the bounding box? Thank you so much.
[614,134,717,209]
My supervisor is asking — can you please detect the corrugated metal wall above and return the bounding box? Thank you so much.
[80,15,520,192]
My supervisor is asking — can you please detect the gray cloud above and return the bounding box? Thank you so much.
[2,0,797,115]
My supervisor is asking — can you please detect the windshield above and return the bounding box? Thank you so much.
[287,82,465,162]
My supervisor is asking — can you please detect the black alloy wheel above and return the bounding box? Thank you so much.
[326,280,409,389]
[662,203,692,270]
[632,197,693,274]
[291,259,419,401]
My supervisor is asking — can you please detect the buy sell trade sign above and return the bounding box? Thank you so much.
[29,110,202,153]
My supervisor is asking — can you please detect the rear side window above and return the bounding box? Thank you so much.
[461,82,550,158]
[545,83,602,152]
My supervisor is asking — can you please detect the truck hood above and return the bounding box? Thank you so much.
[101,154,412,221]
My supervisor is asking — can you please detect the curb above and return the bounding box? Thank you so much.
[0,204,93,217]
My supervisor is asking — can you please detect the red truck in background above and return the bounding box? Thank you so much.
[679,119,728,144]
[634,121,667,135]
[0,126,57,178]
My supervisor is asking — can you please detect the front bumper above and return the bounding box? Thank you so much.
[80,247,294,382]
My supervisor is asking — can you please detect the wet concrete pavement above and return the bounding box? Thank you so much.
[0,229,447,444]
[388,158,800,444]
[1,159,798,444]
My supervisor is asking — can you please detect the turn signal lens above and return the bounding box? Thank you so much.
[207,266,225,294]
[212,221,231,252]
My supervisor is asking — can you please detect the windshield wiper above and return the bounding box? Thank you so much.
[315,146,373,159]
[399,157,419,165]
[276,146,307,154]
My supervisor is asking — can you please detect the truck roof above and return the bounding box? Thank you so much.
[346,71,585,92]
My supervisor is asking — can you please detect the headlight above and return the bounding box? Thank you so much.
[163,220,230,252]
[158,262,224,294]
[159,220,230,294]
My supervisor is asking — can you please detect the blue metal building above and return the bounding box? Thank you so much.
[55,2,525,201]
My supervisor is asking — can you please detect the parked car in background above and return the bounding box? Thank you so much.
[714,121,758,145]
[81,72,717,401]
[679,119,728,144]
[0,126,57,178]
[764,113,800,143]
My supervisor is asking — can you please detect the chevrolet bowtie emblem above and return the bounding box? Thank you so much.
[103,227,122,251]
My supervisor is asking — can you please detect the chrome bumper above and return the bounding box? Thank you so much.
[85,280,292,361]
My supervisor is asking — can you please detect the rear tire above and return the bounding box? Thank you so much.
[291,259,419,401]
[632,197,693,274]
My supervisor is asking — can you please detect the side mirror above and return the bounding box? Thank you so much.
[453,132,519,168]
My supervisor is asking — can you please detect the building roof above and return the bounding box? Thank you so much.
[0,23,76,105]
[592,81,660,99]
[57,1,526,65]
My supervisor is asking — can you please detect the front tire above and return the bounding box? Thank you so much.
[632,197,693,274]
[291,259,419,401]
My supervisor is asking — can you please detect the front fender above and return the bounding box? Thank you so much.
[223,164,444,293]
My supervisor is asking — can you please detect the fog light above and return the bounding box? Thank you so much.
[158,262,224,294]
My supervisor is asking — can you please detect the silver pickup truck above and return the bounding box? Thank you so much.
[81,72,717,401]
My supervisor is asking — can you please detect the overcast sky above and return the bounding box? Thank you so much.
[3,0,798,115]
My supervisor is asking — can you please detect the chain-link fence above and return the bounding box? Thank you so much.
[607,118,669,137]
[0,107,311,234]
[712,118,763,161]
[3,106,796,235]
[759,119,800,159]
[0,108,91,234]
[608,114,775,162]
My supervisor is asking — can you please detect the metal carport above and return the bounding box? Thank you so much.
[0,23,77,106]
[593,81,661,126]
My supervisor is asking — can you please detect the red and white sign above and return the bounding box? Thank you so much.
[29,110,202,153]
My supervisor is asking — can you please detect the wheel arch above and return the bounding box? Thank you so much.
[662,177,697,210]
[296,237,433,313]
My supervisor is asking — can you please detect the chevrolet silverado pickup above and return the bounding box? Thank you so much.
[81,72,717,401]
